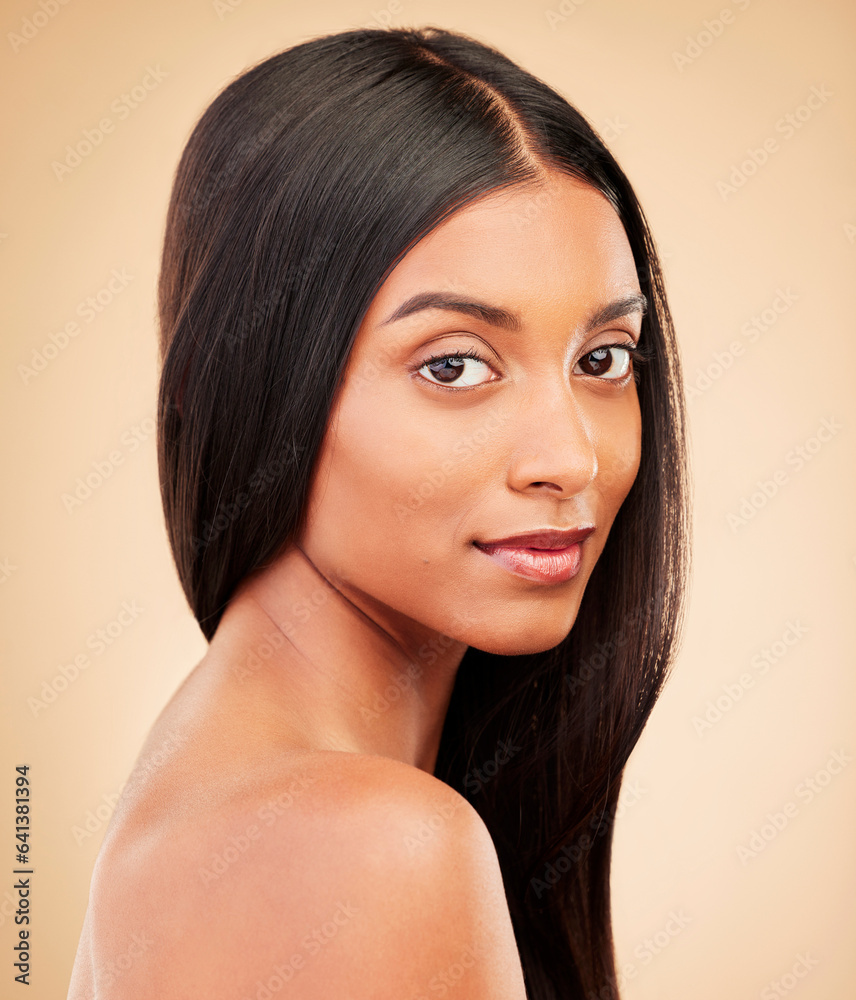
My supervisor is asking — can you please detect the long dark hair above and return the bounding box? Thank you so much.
[156,25,689,1000]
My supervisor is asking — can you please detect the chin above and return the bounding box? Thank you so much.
[464,615,579,657]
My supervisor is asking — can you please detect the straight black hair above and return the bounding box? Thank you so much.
[157,25,690,999]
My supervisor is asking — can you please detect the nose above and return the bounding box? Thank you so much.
[505,386,598,498]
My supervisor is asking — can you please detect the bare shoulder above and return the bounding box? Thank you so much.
[296,752,528,997]
[74,750,527,999]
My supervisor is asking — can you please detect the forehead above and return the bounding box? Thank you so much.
[365,170,639,324]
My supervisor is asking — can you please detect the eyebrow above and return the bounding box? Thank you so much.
[380,291,647,334]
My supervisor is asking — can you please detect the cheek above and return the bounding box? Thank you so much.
[591,392,642,518]
[301,384,471,578]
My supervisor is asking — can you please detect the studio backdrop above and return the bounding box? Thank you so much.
[1,1,854,998]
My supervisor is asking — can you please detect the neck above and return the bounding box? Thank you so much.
[208,543,468,773]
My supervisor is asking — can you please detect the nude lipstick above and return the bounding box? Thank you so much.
[472,526,595,584]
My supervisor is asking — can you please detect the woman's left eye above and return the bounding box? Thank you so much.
[415,348,496,388]
[574,344,633,381]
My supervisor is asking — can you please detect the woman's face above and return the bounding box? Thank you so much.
[296,169,643,656]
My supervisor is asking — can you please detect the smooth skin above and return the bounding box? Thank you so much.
[67,168,643,998]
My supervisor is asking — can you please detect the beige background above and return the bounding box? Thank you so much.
[1,0,854,996]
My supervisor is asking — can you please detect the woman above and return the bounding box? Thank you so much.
[68,24,689,1000]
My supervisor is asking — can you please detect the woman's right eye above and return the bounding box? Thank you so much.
[415,348,497,389]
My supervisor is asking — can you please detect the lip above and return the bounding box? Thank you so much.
[472,526,595,584]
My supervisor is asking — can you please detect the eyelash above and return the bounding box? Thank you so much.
[412,341,655,391]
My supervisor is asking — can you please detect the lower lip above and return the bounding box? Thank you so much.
[473,542,583,584]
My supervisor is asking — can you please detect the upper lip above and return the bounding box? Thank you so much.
[474,526,596,550]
